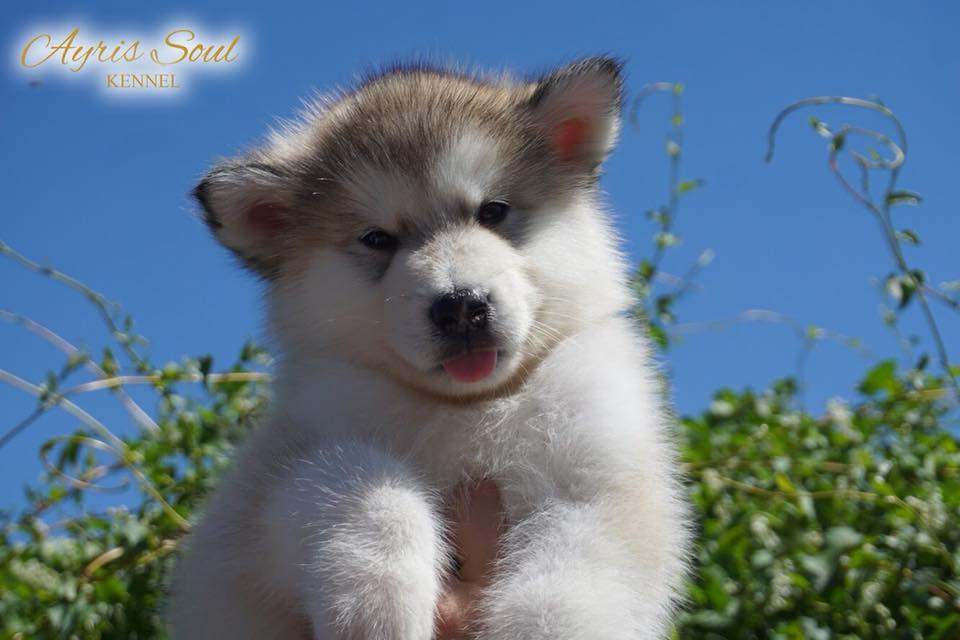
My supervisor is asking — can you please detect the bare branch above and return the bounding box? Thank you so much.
[0,309,159,432]
[0,240,148,371]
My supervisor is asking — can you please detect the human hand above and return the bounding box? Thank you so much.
[434,480,504,640]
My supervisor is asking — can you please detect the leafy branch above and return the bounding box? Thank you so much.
[628,82,710,348]
[765,96,959,403]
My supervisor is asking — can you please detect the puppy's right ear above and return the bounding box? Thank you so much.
[193,161,294,277]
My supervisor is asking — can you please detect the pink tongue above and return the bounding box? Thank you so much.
[442,349,498,383]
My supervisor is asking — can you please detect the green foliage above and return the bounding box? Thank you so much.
[0,349,269,640]
[677,366,960,639]
[2,349,957,639]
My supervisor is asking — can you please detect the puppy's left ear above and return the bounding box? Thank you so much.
[528,57,623,170]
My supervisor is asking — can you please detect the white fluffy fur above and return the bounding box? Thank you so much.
[169,61,690,640]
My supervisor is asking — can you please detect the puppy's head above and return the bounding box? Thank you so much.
[196,58,628,399]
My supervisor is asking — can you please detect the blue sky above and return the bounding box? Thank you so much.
[2,1,958,510]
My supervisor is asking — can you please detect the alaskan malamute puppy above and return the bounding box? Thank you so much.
[169,57,690,640]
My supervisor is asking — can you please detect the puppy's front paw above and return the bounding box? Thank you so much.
[308,484,444,640]
[477,569,650,640]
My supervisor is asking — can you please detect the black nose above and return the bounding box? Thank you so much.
[429,289,489,337]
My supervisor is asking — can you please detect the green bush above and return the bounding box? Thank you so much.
[0,343,269,639]
[3,349,957,639]
[1,88,958,639]
[679,370,959,638]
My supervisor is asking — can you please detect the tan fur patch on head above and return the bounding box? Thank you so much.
[253,67,574,229]
[196,59,622,279]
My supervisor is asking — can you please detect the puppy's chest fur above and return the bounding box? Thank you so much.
[393,389,587,514]
[265,335,617,522]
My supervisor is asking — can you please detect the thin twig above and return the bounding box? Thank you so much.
[765,96,906,165]
[0,407,47,451]
[672,308,871,408]
[62,371,270,395]
[925,285,960,311]
[39,435,131,492]
[0,309,159,432]
[0,240,148,371]
[20,461,126,522]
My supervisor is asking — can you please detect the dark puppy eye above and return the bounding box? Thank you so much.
[359,228,398,252]
[476,201,510,227]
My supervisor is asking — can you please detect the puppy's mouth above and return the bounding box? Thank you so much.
[441,348,499,383]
